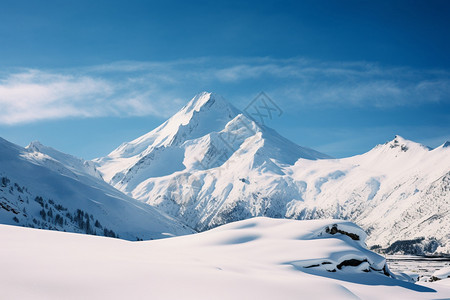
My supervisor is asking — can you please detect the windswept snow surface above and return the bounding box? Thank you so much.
[95,92,450,255]
[0,137,193,240]
[1,217,449,300]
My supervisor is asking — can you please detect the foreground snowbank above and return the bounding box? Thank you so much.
[1,218,449,299]
[431,267,450,282]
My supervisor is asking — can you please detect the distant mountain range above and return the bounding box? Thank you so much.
[95,92,450,255]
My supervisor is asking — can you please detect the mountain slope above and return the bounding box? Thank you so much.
[95,92,450,254]
[0,137,193,240]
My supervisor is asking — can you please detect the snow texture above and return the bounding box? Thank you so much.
[1,217,449,300]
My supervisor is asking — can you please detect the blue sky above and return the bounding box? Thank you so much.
[0,0,449,158]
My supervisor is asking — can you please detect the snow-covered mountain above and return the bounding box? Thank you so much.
[95,92,450,254]
[287,136,450,254]
[0,137,193,240]
[4,217,449,299]
[95,92,328,188]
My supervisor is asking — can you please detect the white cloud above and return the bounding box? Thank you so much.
[0,70,112,124]
[0,58,449,125]
[0,68,178,125]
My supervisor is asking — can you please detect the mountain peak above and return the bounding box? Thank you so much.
[393,134,405,141]
[378,135,431,153]
[180,92,229,115]
[101,92,240,161]
[26,140,45,151]
[25,140,103,180]
[149,92,240,147]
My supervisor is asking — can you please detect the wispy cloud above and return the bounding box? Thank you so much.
[0,68,179,125]
[1,57,449,125]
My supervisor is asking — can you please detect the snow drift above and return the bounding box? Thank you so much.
[2,217,448,300]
